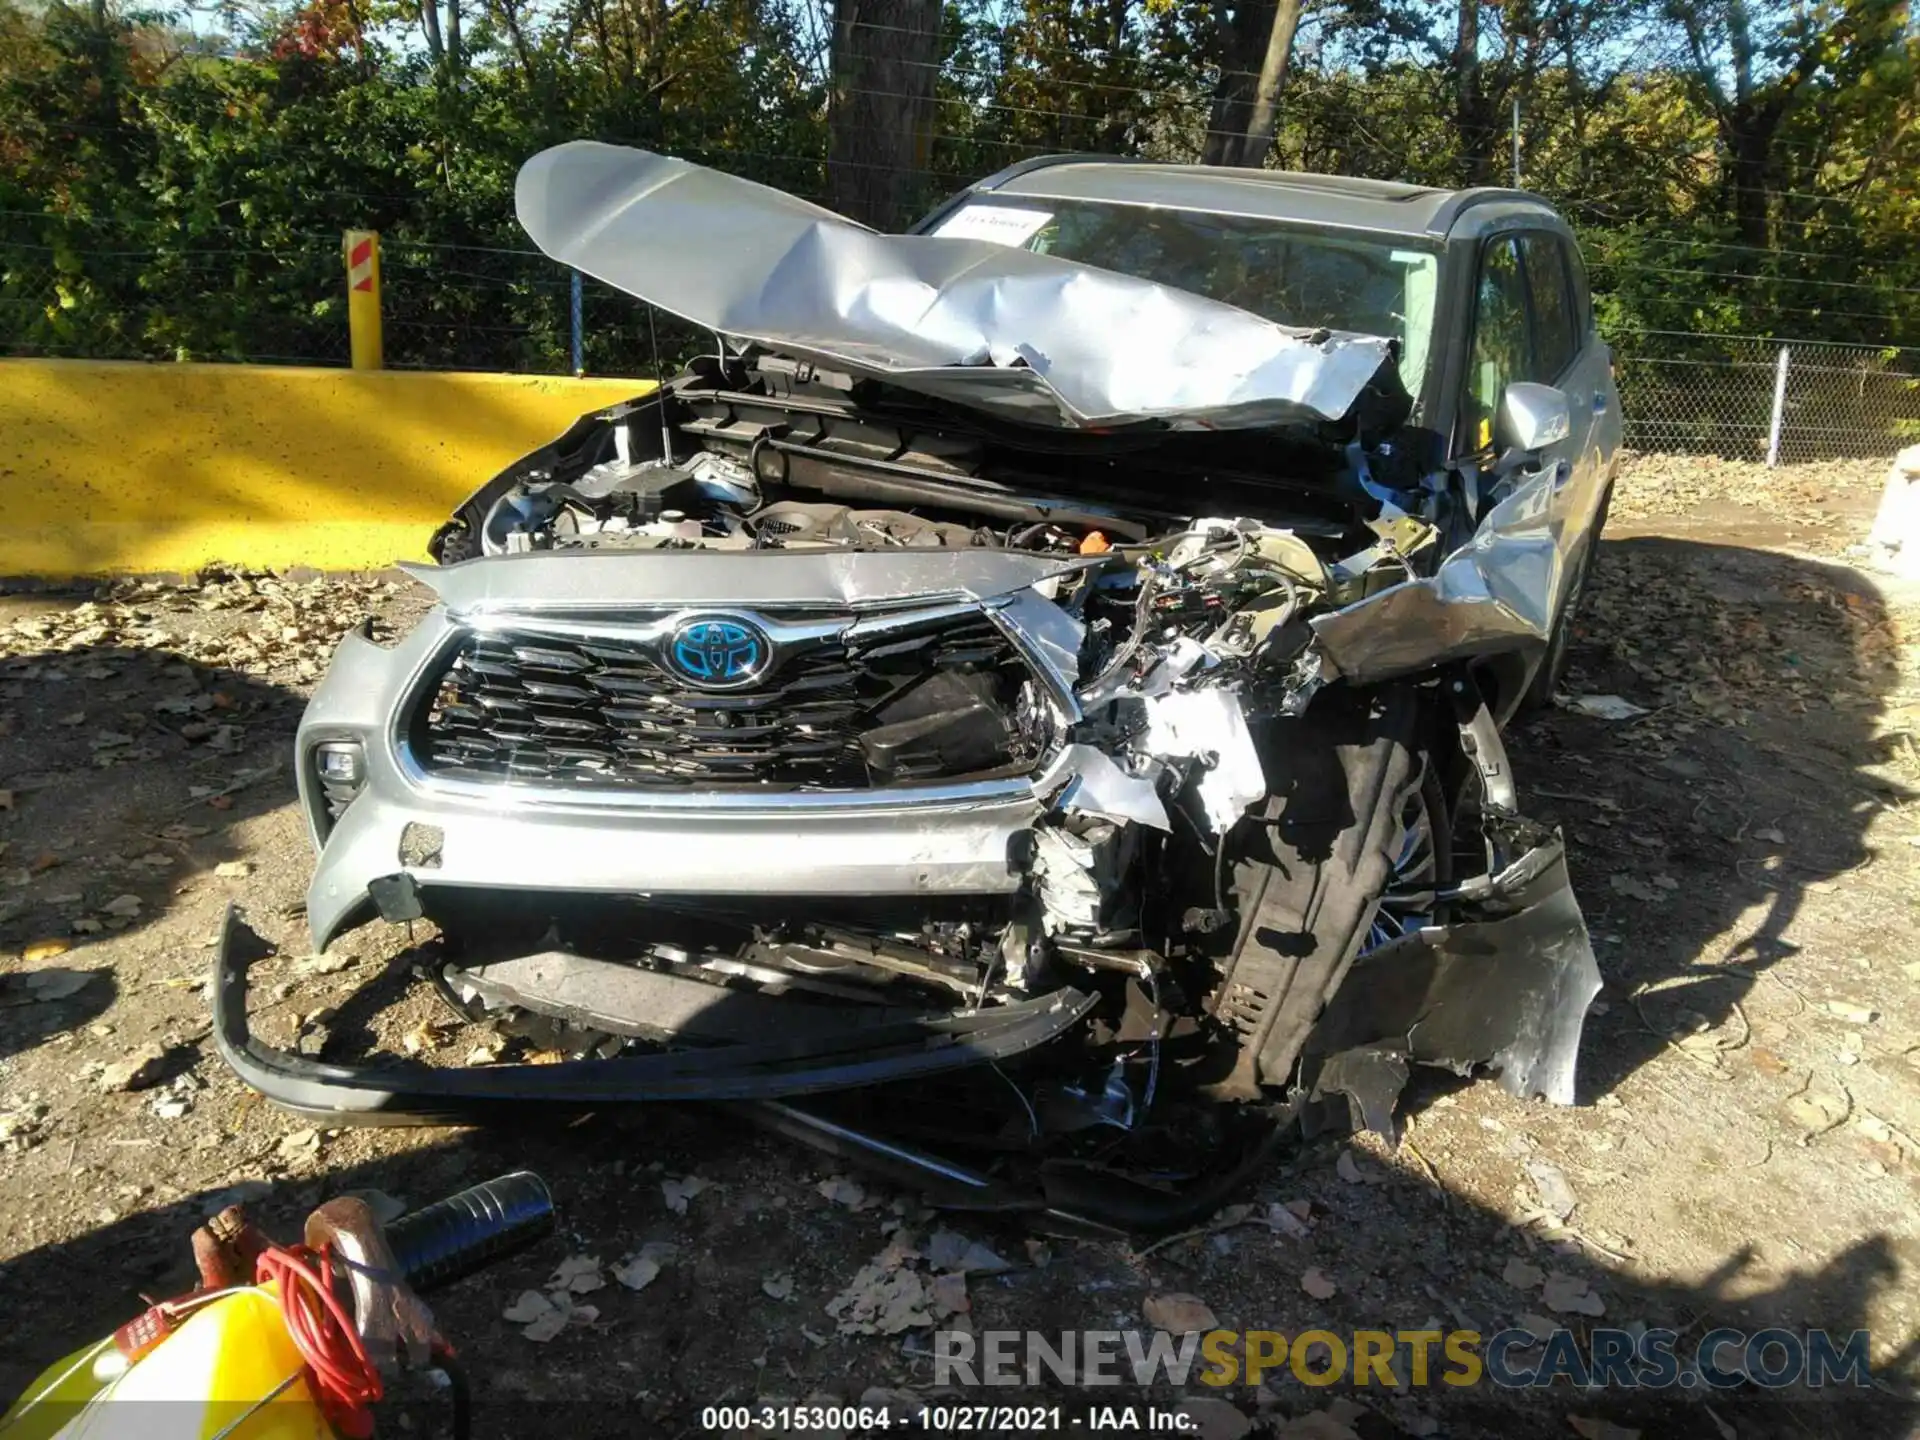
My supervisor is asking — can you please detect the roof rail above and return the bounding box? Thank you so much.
[1425,186,1553,235]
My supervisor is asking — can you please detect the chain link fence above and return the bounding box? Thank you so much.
[6,236,1919,463]
[1613,330,1920,463]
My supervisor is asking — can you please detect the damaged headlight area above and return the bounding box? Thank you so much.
[236,478,1600,1234]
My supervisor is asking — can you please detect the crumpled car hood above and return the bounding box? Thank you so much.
[514,141,1396,432]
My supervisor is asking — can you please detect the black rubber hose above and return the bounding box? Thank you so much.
[384,1171,555,1294]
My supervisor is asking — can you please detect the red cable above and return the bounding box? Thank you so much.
[254,1243,384,1440]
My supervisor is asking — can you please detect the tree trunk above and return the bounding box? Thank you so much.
[444,0,462,75]
[1234,0,1303,167]
[1202,2,1263,166]
[827,0,943,229]
[1722,105,1779,248]
[1454,0,1493,184]
[418,0,445,67]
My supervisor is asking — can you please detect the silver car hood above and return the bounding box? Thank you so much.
[514,142,1396,432]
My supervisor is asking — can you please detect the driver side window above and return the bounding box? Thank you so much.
[1464,235,1531,453]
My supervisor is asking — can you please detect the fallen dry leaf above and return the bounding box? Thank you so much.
[503,1290,555,1325]
[1542,1272,1606,1317]
[612,1256,661,1292]
[928,1271,968,1317]
[98,1044,167,1093]
[1503,1258,1547,1290]
[1143,1292,1219,1335]
[925,1227,1010,1274]
[661,1175,711,1215]
[1300,1268,1338,1300]
[20,969,91,1002]
[826,1261,931,1335]
[547,1254,604,1295]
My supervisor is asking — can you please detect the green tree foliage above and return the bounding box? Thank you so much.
[0,0,1914,370]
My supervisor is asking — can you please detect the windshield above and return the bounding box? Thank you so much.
[930,198,1439,404]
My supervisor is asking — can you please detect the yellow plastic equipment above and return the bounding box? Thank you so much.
[3,1285,334,1440]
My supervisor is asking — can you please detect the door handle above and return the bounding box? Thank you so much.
[1552,459,1573,490]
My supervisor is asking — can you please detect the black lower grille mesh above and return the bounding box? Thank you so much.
[413,614,1034,789]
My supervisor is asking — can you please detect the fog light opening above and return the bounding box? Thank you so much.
[315,740,367,820]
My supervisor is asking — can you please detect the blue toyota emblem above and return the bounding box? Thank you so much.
[666,615,770,689]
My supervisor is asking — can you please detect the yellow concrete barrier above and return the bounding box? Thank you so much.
[0,359,652,577]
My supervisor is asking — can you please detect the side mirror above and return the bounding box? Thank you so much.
[1498,382,1572,454]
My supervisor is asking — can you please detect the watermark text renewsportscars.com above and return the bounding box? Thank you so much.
[933,1327,1874,1390]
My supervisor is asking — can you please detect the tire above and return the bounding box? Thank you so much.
[1208,686,1451,1095]
[1522,481,1614,712]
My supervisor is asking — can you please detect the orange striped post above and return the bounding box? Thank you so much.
[344,230,383,369]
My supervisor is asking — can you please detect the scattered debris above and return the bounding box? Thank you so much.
[761,1272,795,1302]
[214,861,253,879]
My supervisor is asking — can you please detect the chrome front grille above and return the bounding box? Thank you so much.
[412,610,1039,790]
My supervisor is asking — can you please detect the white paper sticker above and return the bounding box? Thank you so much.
[931,203,1054,248]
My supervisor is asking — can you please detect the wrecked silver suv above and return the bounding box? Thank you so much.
[216,144,1620,1230]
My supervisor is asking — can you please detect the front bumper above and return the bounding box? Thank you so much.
[299,609,1056,950]
[211,907,1096,1124]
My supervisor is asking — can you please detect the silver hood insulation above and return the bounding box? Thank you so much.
[514,142,1396,432]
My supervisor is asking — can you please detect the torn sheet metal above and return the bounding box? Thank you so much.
[1032,822,1137,932]
[514,142,1396,432]
[1032,744,1170,831]
[1140,687,1268,834]
[1307,459,1566,685]
[1309,836,1602,1113]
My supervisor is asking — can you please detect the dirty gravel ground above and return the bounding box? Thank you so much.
[3,452,1919,1440]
